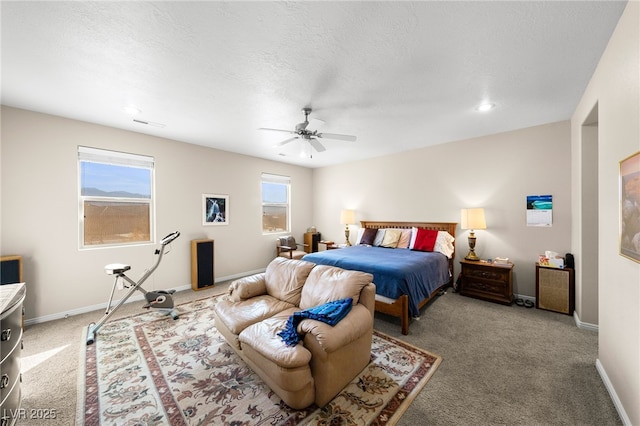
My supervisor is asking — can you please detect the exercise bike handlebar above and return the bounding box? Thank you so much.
[161,231,180,246]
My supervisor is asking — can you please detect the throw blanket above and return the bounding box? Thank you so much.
[278,297,353,346]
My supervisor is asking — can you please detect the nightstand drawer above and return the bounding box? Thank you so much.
[463,277,507,294]
[464,267,509,283]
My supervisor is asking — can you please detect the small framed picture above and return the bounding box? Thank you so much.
[620,151,640,263]
[202,194,229,226]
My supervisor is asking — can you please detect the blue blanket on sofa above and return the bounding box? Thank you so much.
[277,297,353,346]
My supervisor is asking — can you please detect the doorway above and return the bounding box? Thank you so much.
[580,103,599,325]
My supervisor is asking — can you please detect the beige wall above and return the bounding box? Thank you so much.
[571,1,639,424]
[0,106,314,322]
[312,120,572,300]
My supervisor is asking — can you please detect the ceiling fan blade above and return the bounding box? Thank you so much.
[259,127,295,134]
[274,137,298,147]
[309,138,326,152]
[316,132,357,142]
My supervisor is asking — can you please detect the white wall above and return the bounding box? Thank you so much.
[0,106,314,322]
[312,120,572,300]
[572,1,639,424]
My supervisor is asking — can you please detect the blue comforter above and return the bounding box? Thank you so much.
[303,246,450,317]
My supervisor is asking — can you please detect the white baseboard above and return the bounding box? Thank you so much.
[573,311,599,332]
[596,359,632,425]
[24,268,265,326]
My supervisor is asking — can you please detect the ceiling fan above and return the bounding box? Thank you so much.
[259,108,357,155]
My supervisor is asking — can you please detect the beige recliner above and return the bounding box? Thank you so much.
[213,257,375,409]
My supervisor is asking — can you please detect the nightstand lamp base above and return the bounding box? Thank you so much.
[465,232,480,261]
[465,251,480,261]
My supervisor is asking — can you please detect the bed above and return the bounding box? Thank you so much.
[302,221,456,335]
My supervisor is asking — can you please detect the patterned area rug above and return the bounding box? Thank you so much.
[77,295,442,425]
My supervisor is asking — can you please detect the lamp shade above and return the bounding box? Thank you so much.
[340,209,356,225]
[461,208,486,230]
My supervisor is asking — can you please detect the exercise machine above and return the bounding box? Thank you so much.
[86,231,181,345]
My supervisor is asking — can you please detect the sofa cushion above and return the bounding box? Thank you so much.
[214,295,296,335]
[239,309,312,369]
[264,257,316,305]
[299,265,373,309]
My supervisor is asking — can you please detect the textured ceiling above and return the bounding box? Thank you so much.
[1,1,627,168]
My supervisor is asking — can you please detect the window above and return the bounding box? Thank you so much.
[261,173,290,233]
[78,146,154,248]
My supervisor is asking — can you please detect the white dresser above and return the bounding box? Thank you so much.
[0,283,25,426]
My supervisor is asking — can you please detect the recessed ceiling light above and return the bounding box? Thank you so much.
[123,105,141,115]
[476,102,495,112]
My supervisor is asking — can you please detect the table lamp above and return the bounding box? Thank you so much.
[461,208,486,261]
[340,209,356,246]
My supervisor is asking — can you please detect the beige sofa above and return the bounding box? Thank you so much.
[213,256,375,409]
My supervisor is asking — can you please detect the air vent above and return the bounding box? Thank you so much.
[133,119,166,128]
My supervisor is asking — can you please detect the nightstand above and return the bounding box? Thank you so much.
[459,259,514,305]
[319,240,339,250]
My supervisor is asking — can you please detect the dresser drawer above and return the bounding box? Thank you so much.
[0,341,21,405]
[0,302,22,363]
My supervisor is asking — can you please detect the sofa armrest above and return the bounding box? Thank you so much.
[228,273,267,302]
[298,304,372,353]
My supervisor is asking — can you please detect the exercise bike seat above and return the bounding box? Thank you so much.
[105,263,131,275]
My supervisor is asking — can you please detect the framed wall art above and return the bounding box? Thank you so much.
[620,151,640,263]
[202,194,229,226]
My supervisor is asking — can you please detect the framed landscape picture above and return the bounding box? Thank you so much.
[202,194,229,226]
[620,151,640,263]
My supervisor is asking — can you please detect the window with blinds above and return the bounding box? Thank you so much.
[78,146,154,248]
[261,173,290,233]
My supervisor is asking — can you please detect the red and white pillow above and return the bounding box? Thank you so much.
[409,227,455,258]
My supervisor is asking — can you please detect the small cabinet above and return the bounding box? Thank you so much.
[460,260,514,305]
[536,264,574,315]
[304,232,321,253]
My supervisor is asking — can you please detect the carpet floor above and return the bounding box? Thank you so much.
[18,283,622,425]
[76,294,440,425]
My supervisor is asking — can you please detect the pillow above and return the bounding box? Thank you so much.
[355,228,365,245]
[409,227,419,249]
[373,229,386,246]
[278,236,296,249]
[381,229,402,248]
[396,229,412,249]
[358,228,378,246]
[434,231,455,258]
[410,228,439,252]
